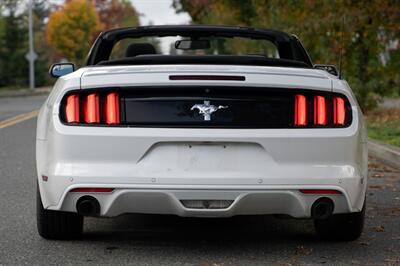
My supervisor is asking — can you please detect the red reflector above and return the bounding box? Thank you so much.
[333,97,346,125]
[84,93,100,123]
[294,94,307,126]
[105,92,120,124]
[299,189,342,195]
[313,96,327,125]
[70,188,114,193]
[65,94,80,123]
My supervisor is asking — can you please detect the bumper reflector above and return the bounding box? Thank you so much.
[299,189,342,195]
[70,188,114,193]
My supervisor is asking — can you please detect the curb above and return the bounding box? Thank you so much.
[0,87,51,98]
[368,139,400,169]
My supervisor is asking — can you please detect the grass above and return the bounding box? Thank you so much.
[366,108,400,147]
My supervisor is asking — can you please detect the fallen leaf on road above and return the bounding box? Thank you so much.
[295,245,312,256]
[372,225,385,232]
[277,263,292,266]
[368,162,380,169]
[382,208,400,216]
[384,258,400,265]
[369,185,384,190]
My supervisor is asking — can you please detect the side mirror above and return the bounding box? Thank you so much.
[314,64,339,77]
[49,63,76,78]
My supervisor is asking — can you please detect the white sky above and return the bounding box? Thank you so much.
[130,0,191,53]
[130,0,190,26]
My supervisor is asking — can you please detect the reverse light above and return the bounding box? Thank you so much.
[314,96,327,126]
[333,96,346,125]
[294,94,307,126]
[105,92,120,125]
[65,94,80,123]
[84,93,100,123]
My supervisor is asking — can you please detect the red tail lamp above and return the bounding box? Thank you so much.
[84,93,100,123]
[105,92,120,125]
[65,94,80,123]
[299,189,342,195]
[70,188,114,193]
[314,96,327,125]
[294,94,307,126]
[333,96,346,125]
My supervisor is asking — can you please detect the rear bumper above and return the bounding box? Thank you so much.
[60,185,353,218]
[36,112,368,217]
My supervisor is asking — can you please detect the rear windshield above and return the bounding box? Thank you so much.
[109,36,280,60]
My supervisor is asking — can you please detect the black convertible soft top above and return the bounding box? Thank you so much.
[86,25,313,68]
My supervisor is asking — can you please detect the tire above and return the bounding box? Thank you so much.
[37,185,83,239]
[314,200,365,241]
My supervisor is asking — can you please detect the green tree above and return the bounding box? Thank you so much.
[0,0,28,87]
[174,0,400,110]
[33,0,52,87]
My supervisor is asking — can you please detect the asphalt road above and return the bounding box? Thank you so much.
[0,96,399,266]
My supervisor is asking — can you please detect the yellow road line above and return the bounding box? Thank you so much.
[0,110,39,129]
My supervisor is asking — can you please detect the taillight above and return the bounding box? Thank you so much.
[294,94,307,126]
[84,93,100,123]
[293,93,350,128]
[62,91,121,126]
[333,96,346,125]
[105,92,120,125]
[65,94,80,123]
[314,96,327,126]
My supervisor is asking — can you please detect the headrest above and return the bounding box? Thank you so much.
[125,43,156,57]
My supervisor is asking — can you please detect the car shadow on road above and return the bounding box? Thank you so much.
[83,214,318,244]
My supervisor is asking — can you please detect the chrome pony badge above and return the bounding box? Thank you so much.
[191,100,228,121]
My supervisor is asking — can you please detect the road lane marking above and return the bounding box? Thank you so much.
[0,110,39,129]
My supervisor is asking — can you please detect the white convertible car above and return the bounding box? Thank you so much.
[36,25,368,240]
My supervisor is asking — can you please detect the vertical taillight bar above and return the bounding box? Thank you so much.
[65,94,80,123]
[84,93,100,123]
[314,96,327,126]
[294,94,307,126]
[105,92,120,125]
[333,96,346,125]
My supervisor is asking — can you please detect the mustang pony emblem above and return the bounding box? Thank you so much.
[191,101,228,121]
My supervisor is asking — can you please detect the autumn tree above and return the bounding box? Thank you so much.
[46,0,101,66]
[95,0,140,29]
